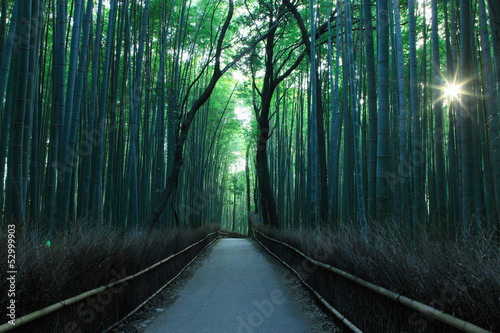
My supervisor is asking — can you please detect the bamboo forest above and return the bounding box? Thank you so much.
[0,0,499,331]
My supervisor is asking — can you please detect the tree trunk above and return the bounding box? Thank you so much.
[460,0,475,225]
[479,0,500,228]
[393,0,408,229]
[345,0,367,231]
[376,0,391,218]
[6,0,31,227]
[0,1,18,225]
[432,0,446,224]
[364,0,377,221]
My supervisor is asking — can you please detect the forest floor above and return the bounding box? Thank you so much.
[110,238,341,333]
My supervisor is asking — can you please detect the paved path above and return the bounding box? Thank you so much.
[144,238,313,333]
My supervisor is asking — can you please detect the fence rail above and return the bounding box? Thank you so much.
[253,228,492,333]
[0,231,223,333]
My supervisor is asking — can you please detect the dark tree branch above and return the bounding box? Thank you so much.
[146,0,234,231]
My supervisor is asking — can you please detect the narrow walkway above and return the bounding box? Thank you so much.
[144,238,313,333]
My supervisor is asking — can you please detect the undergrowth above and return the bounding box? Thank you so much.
[0,223,219,319]
[258,221,500,331]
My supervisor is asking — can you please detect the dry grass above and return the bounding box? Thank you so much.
[258,221,500,331]
[0,224,219,319]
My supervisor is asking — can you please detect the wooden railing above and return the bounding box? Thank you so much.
[0,231,224,333]
[253,228,492,333]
